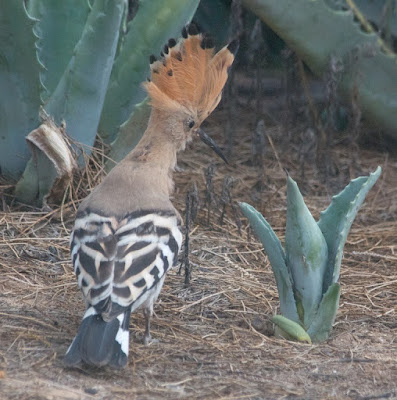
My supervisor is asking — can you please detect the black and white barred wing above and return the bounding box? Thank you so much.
[71,213,117,308]
[113,211,182,310]
[70,210,182,312]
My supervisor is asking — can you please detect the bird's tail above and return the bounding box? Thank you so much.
[64,306,131,368]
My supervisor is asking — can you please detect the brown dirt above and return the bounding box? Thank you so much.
[0,103,396,400]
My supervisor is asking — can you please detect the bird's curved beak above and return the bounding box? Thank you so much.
[197,129,228,164]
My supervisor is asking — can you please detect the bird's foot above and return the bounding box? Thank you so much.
[143,333,159,345]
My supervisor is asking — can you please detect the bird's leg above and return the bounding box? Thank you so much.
[143,307,153,345]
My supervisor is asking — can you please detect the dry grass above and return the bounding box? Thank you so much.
[0,104,396,400]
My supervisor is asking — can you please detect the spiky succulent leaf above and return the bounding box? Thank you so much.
[241,0,397,139]
[105,99,151,172]
[239,202,299,323]
[15,119,77,205]
[33,150,57,204]
[193,0,231,47]
[115,0,129,59]
[45,0,124,153]
[328,0,397,37]
[99,0,200,143]
[16,0,124,204]
[0,1,41,178]
[272,315,312,344]
[318,167,381,292]
[14,159,39,204]
[15,153,54,205]
[307,283,340,343]
[28,0,90,101]
[285,176,328,329]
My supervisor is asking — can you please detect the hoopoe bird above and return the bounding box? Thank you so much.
[64,23,238,368]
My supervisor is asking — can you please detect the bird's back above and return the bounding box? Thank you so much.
[71,159,183,320]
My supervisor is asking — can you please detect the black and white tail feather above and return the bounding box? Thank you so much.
[64,209,182,368]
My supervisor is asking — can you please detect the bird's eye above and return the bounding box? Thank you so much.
[188,120,195,129]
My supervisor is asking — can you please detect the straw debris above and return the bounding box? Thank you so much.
[0,103,396,399]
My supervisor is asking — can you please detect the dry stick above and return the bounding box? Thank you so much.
[253,120,266,170]
[190,182,199,223]
[59,184,71,236]
[320,55,345,179]
[296,58,326,144]
[223,0,242,158]
[349,83,362,176]
[266,133,284,173]
[204,163,216,226]
[183,190,191,286]
[224,70,236,159]
[296,57,335,180]
[370,153,388,208]
[0,312,59,331]
[19,208,60,236]
[219,176,232,226]
[179,184,199,285]
[219,176,242,235]
[249,118,266,201]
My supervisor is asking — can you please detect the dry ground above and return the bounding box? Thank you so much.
[0,104,396,399]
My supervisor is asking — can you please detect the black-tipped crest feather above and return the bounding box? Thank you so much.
[168,38,177,48]
[144,27,237,120]
[187,22,199,35]
[227,39,239,55]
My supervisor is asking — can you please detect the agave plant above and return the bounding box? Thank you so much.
[239,167,381,343]
[241,0,397,139]
[0,0,200,204]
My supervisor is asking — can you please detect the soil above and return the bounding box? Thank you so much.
[0,88,396,399]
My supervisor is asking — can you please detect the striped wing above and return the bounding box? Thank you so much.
[70,210,182,316]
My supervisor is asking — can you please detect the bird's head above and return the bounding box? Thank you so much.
[143,24,238,163]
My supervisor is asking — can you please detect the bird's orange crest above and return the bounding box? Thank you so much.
[143,24,238,124]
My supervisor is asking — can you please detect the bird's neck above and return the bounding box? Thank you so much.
[126,109,181,166]
[122,108,183,196]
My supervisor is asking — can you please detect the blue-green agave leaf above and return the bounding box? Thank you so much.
[193,0,231,47]
[14,159,39,204]
[285,176,328,329]
[105,98,151,172]
[272,315,312,344]
[45,0,124,154]
[0,1,42,178]
[99,0,200,143]
[239,202,299,323]
[15,118,77,205]
[241,0,397,139]
[27,0,90,102]
[15,149,56,205]
[346,0,397,37]
[16,153,55,205]
[318,167,381,292]
[307,282,340,343]
[115,0,129,59]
